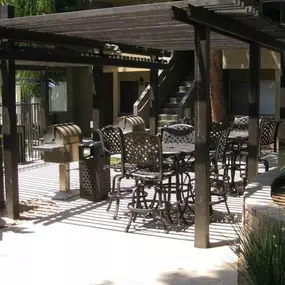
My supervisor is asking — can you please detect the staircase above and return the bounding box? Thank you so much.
[158,71,194,128]
[133,51,195,130]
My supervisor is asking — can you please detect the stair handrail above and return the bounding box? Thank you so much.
[133,54,175,125]
[178,80,196,120]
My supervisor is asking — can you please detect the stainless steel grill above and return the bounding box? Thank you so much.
[116,115,145,133]
[33,123,82,193]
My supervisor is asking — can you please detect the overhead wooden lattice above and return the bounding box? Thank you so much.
[0,0,283,52]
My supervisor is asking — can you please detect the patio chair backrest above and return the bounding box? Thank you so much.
[97,125,124,156]
[179,117,195,126]
[233,116,249,131]
[212,128,231,162]
[122,132,163,176]
[161,123,195,144]
[259,116,274,129]
[260,120,281,152]
[210,122,227,150]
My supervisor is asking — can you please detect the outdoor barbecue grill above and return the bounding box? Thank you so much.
[116,115,145,133]
[33,123,82,193]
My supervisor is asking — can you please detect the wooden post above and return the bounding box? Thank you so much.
[92,65,103,138]
[194,23,210,249]
[149,68,158,134]
[0,5,19,219]
[0,134,4,213]
[248,42,260,180]
[275,67,281,150]
[40,71,49,129]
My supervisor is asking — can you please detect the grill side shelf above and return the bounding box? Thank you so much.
[32,144,64,152]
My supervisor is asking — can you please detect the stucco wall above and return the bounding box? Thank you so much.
[223,48,281,70]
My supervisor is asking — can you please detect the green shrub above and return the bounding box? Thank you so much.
[110,157,121,166]
[236,217,285,285]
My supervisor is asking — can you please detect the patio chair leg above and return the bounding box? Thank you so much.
[221,182,231,216]
[106,200,113,213]
[156,187,169,233]
[225,200,231,216]
[141,186,148,210]
[113,176,123,220]
[161,184,173,224]
[107,174,120,212]
[125,186,137,232]
[259,158,269,172]
[167,177,172,202]
[125,212,134,233]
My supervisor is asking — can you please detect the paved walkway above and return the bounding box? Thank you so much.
[0,161,248,285]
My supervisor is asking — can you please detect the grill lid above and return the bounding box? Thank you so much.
[43,123,82,144]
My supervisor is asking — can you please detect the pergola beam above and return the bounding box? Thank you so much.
[0,47,169,70]
[171,4,285,52]
[0,0,242,26]
[0,22,162,56]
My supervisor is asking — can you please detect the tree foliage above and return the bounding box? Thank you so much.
[0,0,55,16]
[0,0,88,101]
[0,0,56,100]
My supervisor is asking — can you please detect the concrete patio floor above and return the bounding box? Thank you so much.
[0,161,253,285]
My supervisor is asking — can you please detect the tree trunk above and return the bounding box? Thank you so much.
[210,49,226,123]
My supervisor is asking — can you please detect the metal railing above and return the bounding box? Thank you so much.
[0,102,45,162]
[178,81,196,120]
[134,51,192,126]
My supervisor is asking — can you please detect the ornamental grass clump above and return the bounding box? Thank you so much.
[236,218,285,285]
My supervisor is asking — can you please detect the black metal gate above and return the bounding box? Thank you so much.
[0,102,45,162]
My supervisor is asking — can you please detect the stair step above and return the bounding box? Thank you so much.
[185,75,193,82]
[162,103,180,108]
[175,91,186,97]
[158,114,179,121]
[178,85,187,92]
[180,81,192,87]
[168,97,183,104]
[158,120,177,127]
[160,108,179,114]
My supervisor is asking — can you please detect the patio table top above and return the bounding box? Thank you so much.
[229,130,248,139]
[162,143,195,156]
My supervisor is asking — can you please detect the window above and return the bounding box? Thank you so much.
[49,81,67,112]
[230,80,276,116]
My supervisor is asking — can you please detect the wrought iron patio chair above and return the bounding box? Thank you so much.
[240,120,281,186]
[259,116,274,129]
[233,116,249,131]
[210,122,227,150]
[122,132,175,233]
[179,117,195,127]
[97,125,130,220]
[209,127,232,215]
[161,124,195,210]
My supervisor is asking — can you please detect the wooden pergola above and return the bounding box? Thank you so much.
[0,0,285,248]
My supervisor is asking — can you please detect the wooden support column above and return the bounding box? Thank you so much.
[149,68,159,134]
[40,71,49,128]
[0,130,4,212]
[275,67,281,150]
[0,5,19,219]
[248,42,260,180]
[194,23,210,249]
[92,65,103,137]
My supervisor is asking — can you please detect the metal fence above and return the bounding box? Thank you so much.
[0,102,45,162]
